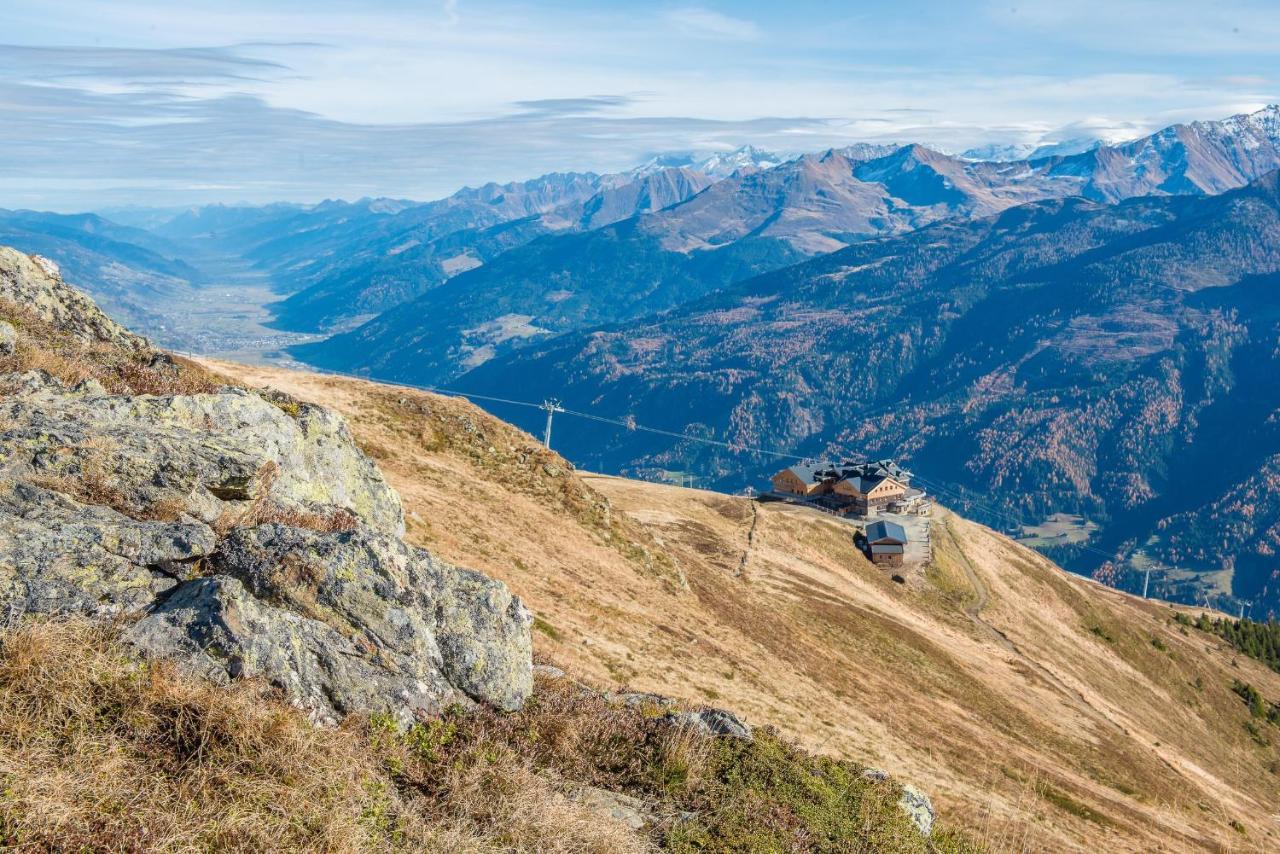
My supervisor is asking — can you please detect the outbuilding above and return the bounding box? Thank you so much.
[864,520,907,567]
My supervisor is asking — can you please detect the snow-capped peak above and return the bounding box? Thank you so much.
[693,145,785,177]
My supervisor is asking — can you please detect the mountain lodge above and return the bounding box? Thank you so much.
[770,459,924,516]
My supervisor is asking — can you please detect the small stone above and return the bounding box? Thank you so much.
[898,784,935,837]
[669,707,753,740]
[0,320,15,356]
[571,786,650,831]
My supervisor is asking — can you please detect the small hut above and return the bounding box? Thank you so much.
[864,520,907,567]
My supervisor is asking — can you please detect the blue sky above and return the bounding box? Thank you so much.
[3,0,1279,209]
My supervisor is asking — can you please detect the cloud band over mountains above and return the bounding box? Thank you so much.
[2,0,1278,208]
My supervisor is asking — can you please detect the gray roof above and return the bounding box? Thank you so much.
[838,459,912,485]
[781,462,835,484]
[839,475,883,494]
[865,520,907,544]
[870,544,905,555]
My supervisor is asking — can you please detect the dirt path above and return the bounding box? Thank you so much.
[735,501,759,578]
[947,518,1122,727]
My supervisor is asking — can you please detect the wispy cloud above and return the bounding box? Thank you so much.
[0,43,294,84]
[512,95,636,115]
[661,7,760,41]
[1,0,1277,209]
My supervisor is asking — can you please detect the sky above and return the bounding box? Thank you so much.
[3,0,1280,210]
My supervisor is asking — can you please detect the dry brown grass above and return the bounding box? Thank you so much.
[0,621,957,853]
[0,620,658,853]
[0,619,386,852]
[27,469,132,515]
[0,297,224,397]
[209,359,1280,853]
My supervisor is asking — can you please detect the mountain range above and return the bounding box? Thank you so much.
[295,105,1280,384]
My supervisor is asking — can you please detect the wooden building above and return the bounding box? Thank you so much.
[831,473,907,516]
[771,462,835,497]
[864,520,907,567]
[769,458,914,517]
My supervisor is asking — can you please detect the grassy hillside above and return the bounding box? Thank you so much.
[212,360,1280,852]
[0,250,971,853]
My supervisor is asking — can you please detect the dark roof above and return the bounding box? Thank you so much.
[865,520,907,545]
[870,544,905,555]
[838,458,912,485]
[838,475,877,494]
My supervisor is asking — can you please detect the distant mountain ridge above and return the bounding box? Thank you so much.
[294,105,1280,385]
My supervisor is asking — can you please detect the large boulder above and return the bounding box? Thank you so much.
[0,379,404,535]
[0,320,15,356]
[127,575,465,727]
[191,524,532,713]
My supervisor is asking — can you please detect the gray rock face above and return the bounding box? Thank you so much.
[127,575,462,727]
[0,245,531,726]
[0,380,404,535]
[126,524,533,725]
[204,524,533,713]
[0,481,215,618]
[0,320,15,356]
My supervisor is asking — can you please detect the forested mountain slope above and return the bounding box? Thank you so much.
[458,171,1280,613]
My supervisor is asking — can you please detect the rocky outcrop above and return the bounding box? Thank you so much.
[0,247,532,726]
[0,247,144,348]
[0,321,15,356]
[0,373,404,535]
[129,524,532,722]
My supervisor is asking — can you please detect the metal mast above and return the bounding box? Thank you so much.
[540,398,565,449]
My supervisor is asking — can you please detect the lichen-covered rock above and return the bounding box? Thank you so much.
[126,575,463,726]
[0,243,533,728]
[0,481,215,618]
[0,247,145,348]
[0,320,15,356]
[898,784,935,837]
[210,524,533,712]
[669,707,753,740]
[0,382,404,534]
